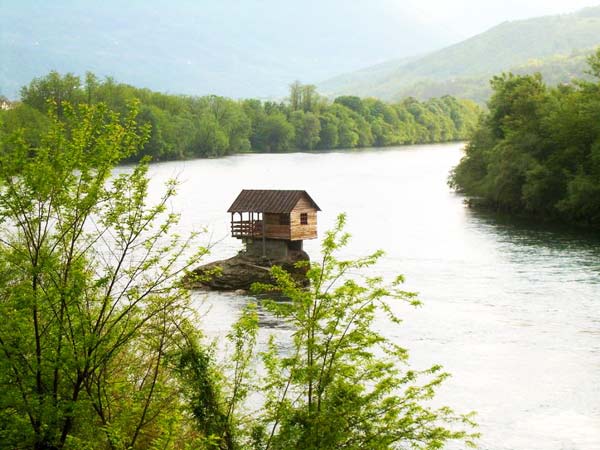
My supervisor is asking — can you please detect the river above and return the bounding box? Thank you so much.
[143,142,600,450]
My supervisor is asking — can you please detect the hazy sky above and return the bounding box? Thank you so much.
[389,0,598,47]
[2,0,599,98]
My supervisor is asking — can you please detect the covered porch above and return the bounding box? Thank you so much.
[230,211,264,238]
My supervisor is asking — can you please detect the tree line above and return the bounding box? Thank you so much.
[1,72,480,162]
[450,48,600,228]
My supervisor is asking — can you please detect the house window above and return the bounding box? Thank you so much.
[279,214,290,225]
[300,213,308,225]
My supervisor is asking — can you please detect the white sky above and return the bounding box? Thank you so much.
[388,0,599,40]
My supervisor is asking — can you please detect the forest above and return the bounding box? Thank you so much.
[0,72,480,162]
[450,48,600,227]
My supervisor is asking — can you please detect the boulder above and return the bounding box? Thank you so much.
[184,250,310,292]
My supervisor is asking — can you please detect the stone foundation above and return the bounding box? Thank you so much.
[244,238,303,259]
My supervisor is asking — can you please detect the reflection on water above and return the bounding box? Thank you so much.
[144,143,600,450]
[467,208,600,281]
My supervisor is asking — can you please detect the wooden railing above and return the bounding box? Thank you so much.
[231,220,263,238]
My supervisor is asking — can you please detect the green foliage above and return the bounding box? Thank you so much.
[288,81,323,113]
[176,331,234,449]
[13,72,480,161]
[317,113,339,149]
[333,96,365,114]
[586,48,600,78]
[450,51,600,227]
[290,110,321,150]
[0,101,209,448]
[20,72,83,115]
[0,103,50,147]
[242,214,479,450]
[254,113,295,153]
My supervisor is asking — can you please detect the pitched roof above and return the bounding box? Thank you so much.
[228,190,321,213]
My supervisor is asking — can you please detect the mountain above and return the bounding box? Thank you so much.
[318,6,600,103]
[0,0,455,100]
[389,49,595,104]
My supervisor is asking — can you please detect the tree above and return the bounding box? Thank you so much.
[301,84,318,112]
[0,101,207,448]
[247,214,478,450]
[289,81,302,112]
[486,73,547,144]
[333,96,364,114]
[201,96,251,154]
[20,71,83,115]
[318,113,339,149]
[131,104,169,161]
[586,47,600,79]
[288,82,321,113]
[290,110,321,150]
[255,113,295,152]
[328,104,360,148]
[84,72,100,104]
[0,103,50,147]
[192,112,230,157]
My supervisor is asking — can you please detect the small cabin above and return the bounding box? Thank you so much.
[228,189,321,258]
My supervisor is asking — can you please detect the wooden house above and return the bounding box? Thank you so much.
[228,189,321,258]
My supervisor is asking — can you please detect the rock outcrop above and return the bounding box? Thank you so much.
[184,250,310,291]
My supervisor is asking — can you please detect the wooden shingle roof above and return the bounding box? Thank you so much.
[228,190,321,213]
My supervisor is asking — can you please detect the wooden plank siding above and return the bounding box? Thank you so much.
[290,196,318,240]
[260,203,317,240]
[263,213,291,240]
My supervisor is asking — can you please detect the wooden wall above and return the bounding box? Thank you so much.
[290,197,318,241]
[259,196,318,241]
[263,213,291,239]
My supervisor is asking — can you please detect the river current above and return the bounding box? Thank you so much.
[142,143,600,450]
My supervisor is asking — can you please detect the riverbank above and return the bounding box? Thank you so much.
[463,197,600,231]
[450,59,600,228]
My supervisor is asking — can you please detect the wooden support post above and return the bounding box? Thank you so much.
[261,211,266,258]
